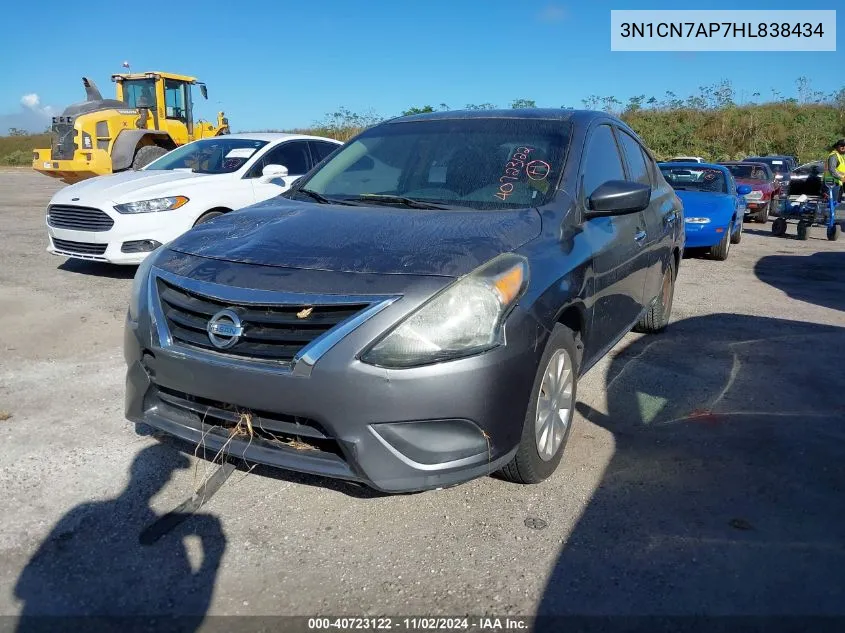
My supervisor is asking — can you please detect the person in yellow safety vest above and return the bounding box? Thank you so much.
[824,138,845,204]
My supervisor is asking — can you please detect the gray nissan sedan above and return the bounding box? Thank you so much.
[125,109,684,493]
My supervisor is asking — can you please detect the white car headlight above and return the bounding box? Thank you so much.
[114,196,188,214]
[128,249,159,321]
[361,254,529,368]
[745,190,763,200]
[685,217,712,224]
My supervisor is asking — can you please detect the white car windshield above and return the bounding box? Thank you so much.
[144,138,270,174]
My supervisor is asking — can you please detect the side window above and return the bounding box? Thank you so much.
[581,124,626,199]
[164,80,187,121]
[617,130,651,186]
[310,141,341,163]
[640,146,657,187]
[254,141,311,176]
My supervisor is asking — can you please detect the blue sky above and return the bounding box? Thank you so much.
[0,0,841,133]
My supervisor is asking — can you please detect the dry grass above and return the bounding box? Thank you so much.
[0,411,12,421]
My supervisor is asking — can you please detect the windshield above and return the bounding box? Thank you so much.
[292,118,571,210]
[144,138,269,174]
[722,164,769,181]
[659,166,728,193]
[122,80,157,109]
[747,157,790,174]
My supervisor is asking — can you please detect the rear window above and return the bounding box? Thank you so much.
[722,164,769,181]
[296,118,572,210]
[659,166,728,193]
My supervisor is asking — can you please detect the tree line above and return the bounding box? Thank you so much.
[294,77,845,164]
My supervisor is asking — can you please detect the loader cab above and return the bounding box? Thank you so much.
[113,72,207,143]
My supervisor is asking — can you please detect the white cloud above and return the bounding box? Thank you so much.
[21,93,40,109]
[20,93,54,117]
[539,5,567,22]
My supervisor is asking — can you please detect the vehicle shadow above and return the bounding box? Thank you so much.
[535,314,845,627]
[755,251,845,313]
[13,444,225,633]
[58,259,137,279]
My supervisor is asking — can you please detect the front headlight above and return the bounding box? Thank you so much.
[685,217,712,224]
[128,249,159,321]
[114,196,188,214]
[745,190,763,200]
[361,254,529,368]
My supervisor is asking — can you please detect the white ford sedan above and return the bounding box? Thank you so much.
[45,133,343,264]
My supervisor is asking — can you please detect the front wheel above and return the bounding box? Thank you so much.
[797,220,809,241]
[634,257,675,334]
[828,224,841,241]
[499,325,579,485]
[757,202,770,223]
[710,223,731,260]
[772,217,787,237]
[731,220,743,244]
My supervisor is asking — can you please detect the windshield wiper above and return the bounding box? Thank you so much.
[346,194,456,210]
[291,189,359,206]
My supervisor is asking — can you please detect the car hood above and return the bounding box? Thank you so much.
[52,169,219,204]
[166,199,542,277]
[675,190,735,217]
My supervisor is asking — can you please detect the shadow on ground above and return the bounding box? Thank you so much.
[755,251,845,312]
[58,259,137,279]
[536,314,845,627]
[13,444,225,633]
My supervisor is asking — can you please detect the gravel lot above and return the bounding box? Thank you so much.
[1,169,844,627]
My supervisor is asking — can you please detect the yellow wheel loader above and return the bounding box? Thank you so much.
[32,71,230,184]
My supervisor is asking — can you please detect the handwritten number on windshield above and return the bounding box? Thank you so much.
[495,147,535,201]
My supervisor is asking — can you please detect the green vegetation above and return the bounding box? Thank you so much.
[0,133,49,166]
[5,78,843,167]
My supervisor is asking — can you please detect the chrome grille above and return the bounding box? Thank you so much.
[48,205,114,232]
[156,278,370,362]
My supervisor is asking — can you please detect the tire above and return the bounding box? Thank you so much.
[757,202,770,223]
[730,220,743,244]
[634,257,675,334]
[796,220,809,241]
[499,325,579,485]
[828,224,841,241]
[772,217,787,237]
[710,223,731,260]
[132,145,168,170]
[193,210,225,226]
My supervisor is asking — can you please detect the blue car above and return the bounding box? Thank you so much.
[658,162,751,260]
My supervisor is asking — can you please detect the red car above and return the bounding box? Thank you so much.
[719,161,779,223]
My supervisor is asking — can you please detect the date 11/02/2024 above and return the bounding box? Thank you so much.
[308,617,528,630]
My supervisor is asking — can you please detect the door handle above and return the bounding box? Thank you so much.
[634,229,647,243]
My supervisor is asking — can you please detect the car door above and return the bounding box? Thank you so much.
[578,123,649,348]
[616,127,678,306]
[248,140,313,202]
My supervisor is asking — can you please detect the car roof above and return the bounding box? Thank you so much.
[658,161,727,170]
[219,132,342,143]
[387,108,603,125]
[721,161,771,167]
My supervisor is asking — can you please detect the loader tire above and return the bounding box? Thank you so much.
[132,145,168,170]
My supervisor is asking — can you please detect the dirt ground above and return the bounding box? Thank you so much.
[1,169,844,627]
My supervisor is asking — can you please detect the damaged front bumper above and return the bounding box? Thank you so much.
[124,259,546,493]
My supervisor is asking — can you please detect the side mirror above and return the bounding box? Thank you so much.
[260,164,288,182]
[585,180,651,217]
[200,84,208,100]
[737,184,753,195]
